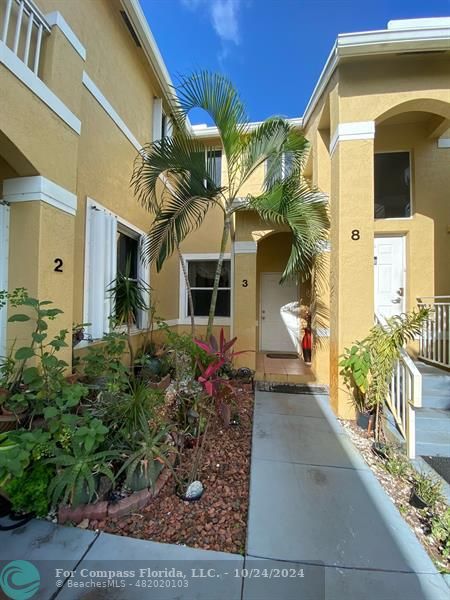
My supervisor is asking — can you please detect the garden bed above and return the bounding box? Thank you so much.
[89,383,254,555]
[339,418,450,572]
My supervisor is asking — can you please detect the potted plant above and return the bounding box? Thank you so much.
[409,472,443,510]
[107,259,150,368]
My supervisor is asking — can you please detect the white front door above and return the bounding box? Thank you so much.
[374,236,405,319]
[260,272,298,352]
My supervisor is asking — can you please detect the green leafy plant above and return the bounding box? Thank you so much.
[411,471,443,508]
[107,258,150,366]
[46,441,118,508]
[0,429,52,485]
[119,416,171,491]
[4,462,54,517]
[82,332,128,391]
[111,380,164,441]
[339,309,430,440]
[384,450,410,478]
[432,509,450,560]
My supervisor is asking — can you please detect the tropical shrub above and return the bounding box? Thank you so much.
[4,462,54,517]
[432,509,450,559]
[339,309,430,439]
[411,471,443,508]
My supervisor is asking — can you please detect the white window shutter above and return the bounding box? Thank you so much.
[152,98,163,142]
[0,203,10,358]
[137,236,150,329]
[86,205,117,339]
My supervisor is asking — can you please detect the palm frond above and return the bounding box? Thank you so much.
[174,71,248,173]
[132,134,219,213]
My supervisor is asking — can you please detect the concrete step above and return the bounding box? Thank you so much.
[416,408,450,432]
[415,360,450,409]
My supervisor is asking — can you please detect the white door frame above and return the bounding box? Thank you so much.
[259,271,300,352]
[374,234,406,316]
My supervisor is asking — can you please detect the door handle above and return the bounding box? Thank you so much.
[397,287,404,297]
[391,298,401,304]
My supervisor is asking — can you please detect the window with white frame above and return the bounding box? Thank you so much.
[84,201,149,339]
[374,152,411,218]
[266,152,294,186]
[194,148,222,188]
[181,256,231,319]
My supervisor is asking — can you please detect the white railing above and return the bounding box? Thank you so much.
[1,0,50,75]
[375,313,422,459]
[417,296,450,369]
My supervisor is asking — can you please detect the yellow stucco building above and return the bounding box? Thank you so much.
[0,1,449,418]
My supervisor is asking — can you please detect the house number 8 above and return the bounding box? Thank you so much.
[351,229,360,241]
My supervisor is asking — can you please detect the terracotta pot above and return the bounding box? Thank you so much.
[147,373,171,391]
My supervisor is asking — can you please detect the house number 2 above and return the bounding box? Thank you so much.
[351,229,360,241]
[54,258,63,272]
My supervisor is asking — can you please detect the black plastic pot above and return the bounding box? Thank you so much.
[409,487,428,510]
[371,442,389,460]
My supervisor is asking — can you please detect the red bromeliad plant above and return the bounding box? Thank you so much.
[194,329,247,427]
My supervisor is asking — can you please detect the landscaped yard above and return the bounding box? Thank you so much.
[0,288,254,554]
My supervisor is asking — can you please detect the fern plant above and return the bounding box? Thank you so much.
[46,442,118,508]
[340,308,430,440]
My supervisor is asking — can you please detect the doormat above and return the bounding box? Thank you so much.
[422,456,450,485]
[257,382,329,395]
[266,353,299,359]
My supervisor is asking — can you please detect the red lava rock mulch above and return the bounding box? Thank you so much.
[91,385,254,555]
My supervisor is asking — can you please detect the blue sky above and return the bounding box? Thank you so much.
[142,0,450,123]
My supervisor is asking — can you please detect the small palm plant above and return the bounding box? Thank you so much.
[119,416,171,492]
[107,258,150,366]
[340,308,430,441]
[46,442,118,508]
[132,71,329,337]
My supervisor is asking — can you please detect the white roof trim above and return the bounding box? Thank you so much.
[45,11,86,60]
[82,71,142,151]
[303,19,450,127]
[192,117,303,138]
[388,17,450,30]
[0,41,81,134]
[3,176,77,216]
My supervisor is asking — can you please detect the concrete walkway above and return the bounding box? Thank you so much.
[1,389,449,599]
[245,389,449,599]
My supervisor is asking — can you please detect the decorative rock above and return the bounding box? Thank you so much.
[185,480,203,500]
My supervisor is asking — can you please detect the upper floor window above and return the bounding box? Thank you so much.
[206,149,222,187]
[266,152,294,186]
[374,152,411,219]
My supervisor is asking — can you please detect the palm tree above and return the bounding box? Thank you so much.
[132,71,329,338]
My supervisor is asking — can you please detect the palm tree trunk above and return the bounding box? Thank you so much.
[176,240,195,335]
[207,213,231,338]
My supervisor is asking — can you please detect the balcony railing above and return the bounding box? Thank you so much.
[1,0,50,75]
[375,313,422,459]
[417,296,450,369]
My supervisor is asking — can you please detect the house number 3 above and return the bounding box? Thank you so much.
[242,279,248,287]
[351,229,360,241]
[54,258,63,272]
